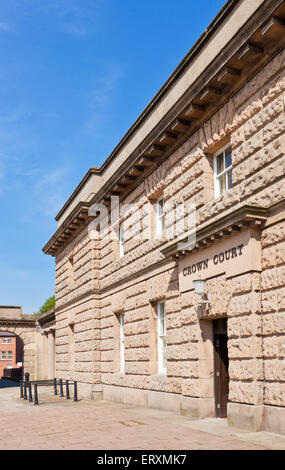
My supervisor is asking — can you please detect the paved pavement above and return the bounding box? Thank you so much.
[0,380,284,450]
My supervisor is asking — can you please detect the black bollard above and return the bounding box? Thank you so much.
[66,379,70,400]
[20,380,24,399]
[28,382,33,402]
[53,378,57,396]
[34,384,38,405]
[59,378,64,397]
[73,381,78,402]
[23,381,27,400]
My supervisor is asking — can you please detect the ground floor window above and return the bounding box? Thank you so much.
[157,302,167,375]
[119,314,125,373]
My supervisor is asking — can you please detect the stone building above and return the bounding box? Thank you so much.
[0,306,56,381]
[0,306,36,380]
[43,0,285,434]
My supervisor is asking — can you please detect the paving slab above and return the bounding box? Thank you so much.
[0,382,284,450]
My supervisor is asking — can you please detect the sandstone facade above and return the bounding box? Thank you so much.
[44,0,285,434]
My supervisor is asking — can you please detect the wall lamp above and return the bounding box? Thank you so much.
[193,278,206,295]
[193,278,211,316]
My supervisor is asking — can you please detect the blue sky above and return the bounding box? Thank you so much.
[0,0,226,313]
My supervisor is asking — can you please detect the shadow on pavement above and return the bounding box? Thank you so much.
[0,379,19,389]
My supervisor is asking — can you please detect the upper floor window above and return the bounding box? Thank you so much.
[2,338,12,344]
[214,146,233,198]
[155,198,165,238]
[7,351,12,360]
[119,226,124,258]
[1,351,6,360]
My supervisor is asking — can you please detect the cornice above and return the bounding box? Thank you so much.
[161,204,268,259]
[0,318,36,326]
[36,308,55,326]
[55,167,100,223]
[43,202,94,255]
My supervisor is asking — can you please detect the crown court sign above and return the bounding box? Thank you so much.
[179,227,262,293]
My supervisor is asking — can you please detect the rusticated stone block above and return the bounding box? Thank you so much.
[167,312,182,329]
[276,241,285,265]
[167,327,188,345]
[263,113,285,145]
[263,336,284,358]
[261,268,278,290]
[231,127,245,149]
[262,246,276,269]
[167,361,199,378]
[229,380,263,405]
[231,273,252,294]
[263,312,285,336]
[228,337,262,359]
[228,292,260,316]
[229,359,263,381]
[126,332,149,349]
[262,221,285,247]
[244,95,284,139]
[261,291,278,313]
[228,315,261,338]
[182,378,200,398]
[232,131,263,165]
[124,319,149,336]
[264,359,285,381]
[264,382,285,407]
[240,155,285,200]
[125,347,149,362]
[181,307,197,325]
[181,342,199,360]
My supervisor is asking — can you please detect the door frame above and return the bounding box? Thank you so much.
[213,318,229,418]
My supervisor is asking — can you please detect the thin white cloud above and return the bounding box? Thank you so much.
[0,22,10,32]
[61,23,88,36]
[23,0,104,36]
[33,168,70,217]
[84,63,125,136]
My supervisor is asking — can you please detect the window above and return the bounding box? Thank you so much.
[119,226,124,258]
[214,146,233,198]
[2,338,12,344]
[67,253,75,287]
[157,302,167,375]
[156,198,165,238]
[1,351,6,360]
[7,351,12,361]
[119,315,125,373]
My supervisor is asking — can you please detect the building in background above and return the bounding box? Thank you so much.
[0,332,19,377]
[43,0,285,435]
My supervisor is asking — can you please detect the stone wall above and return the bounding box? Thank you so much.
[53,47,285,429]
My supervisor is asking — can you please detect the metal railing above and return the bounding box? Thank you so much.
[20,373,78,405]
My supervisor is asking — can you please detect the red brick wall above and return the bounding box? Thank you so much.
[0,336,17,377]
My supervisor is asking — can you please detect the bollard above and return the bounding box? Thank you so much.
[20,380,24,399]
[23,381,27,400]
[66,379,70,400]
[73,381,78,402]
[34,384,39,405]
[53,378,57,396]
[28,382,33,402]
[59,378,64,397]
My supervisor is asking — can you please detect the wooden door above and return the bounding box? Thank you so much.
[214,330,229,418]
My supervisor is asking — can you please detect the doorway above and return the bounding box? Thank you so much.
[213,318,229,418]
